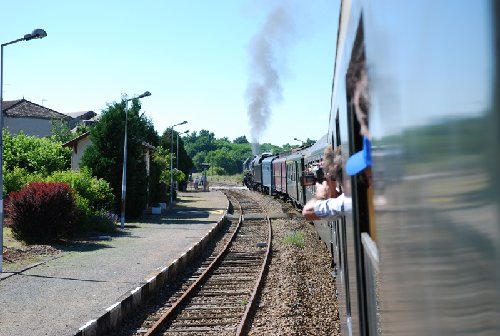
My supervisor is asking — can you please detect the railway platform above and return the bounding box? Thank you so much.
[0,190,228,336]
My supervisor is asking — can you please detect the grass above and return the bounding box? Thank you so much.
[282,231,305,249]
[3,226,25,249]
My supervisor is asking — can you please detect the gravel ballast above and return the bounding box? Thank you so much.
[244,191,341,335]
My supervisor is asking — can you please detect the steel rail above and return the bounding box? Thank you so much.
[143,214,242,336]
[143,190,270,336]
[235,213,272,335]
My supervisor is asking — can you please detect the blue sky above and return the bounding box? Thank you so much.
[0,1,340,146]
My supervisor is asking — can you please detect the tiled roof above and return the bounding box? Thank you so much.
[1,99,23,110]
[1,99,71,120]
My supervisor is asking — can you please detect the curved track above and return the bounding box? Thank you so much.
[140,190,271,336]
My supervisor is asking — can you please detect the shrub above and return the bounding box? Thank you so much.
[6,182,77,243]
[2,129,71,176]
[44,169,116,233]
[87,210,118,234]
[46,168,114,212]
[3,167,42,195]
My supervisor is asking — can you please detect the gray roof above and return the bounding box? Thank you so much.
[64,111,97,119]
[2,99,71,120]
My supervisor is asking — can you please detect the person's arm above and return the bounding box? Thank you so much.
[303,199,321,220]
[302,194,345,220]
[314,195,344,219]
[303,180,329,220]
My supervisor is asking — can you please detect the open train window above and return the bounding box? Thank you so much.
[345,15,381,336]
[335,109,341,147]
[346,20,375,240]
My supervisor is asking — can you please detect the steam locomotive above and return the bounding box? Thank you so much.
[244,1,500,335]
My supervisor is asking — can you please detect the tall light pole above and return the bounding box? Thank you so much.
[175,129,189,193]
[177,130,189,169]
[1,29,47,273]
[120,91,151,229]
[169,121,187,205]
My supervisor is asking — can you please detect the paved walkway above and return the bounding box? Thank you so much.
[0,190,228,336]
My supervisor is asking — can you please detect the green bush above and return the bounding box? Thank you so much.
[2,129,71,176]
[6,182,77,243]
[3,167,42,194]
[45,169,116,233]
[46,168,114,212]
[87,210,118,234]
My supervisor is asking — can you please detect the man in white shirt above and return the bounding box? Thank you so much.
[302,136,371,220]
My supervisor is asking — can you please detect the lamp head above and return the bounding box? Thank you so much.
[138,91,151,99]
[24,29,47,41]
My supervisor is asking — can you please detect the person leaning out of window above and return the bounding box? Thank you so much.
[302,136,372,220]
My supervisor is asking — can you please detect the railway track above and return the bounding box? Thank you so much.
[134,190,271,336]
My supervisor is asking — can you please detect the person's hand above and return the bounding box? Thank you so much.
[327,178,341,198]
[316,179,341,199]
[315,181,330,199]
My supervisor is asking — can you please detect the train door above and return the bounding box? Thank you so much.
[281,160,288,197]
[297,157,306,206]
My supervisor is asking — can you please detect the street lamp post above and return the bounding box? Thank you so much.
[120,91,151,229]
[169,121,187,205]
[175,130,189,193]
[176,130,189,169]
[1,29,47,273]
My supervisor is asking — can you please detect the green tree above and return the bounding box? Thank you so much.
[233,135,249,144]
[75,124,91,136]
[191,151,208,173]
[2,129,71,179]
[81,99,157,220]
[159,128,193,183]
[259,143,281,154]
[183,129,217,171]
[50,119,73,143]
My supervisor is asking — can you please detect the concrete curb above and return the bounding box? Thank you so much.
[74,197,229,336]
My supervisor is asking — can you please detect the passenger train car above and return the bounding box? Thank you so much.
[244,1,500,335]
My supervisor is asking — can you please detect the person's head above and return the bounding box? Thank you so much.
[319,145,343,198]
[323,145,343,183]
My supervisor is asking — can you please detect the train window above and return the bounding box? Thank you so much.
[345,20,376,241]
[345,16,380,335]
[336,109,341,146]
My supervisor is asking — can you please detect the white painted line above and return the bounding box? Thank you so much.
[79,319,96,330]
[106,302,120,311]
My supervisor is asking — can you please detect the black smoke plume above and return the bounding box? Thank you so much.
[246,5,294,154]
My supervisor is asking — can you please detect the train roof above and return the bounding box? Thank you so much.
[303,134,328,158]
[273,156,287,163]
[262,155,277,164]
[286,151,304,161]
[251,153,273,165]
